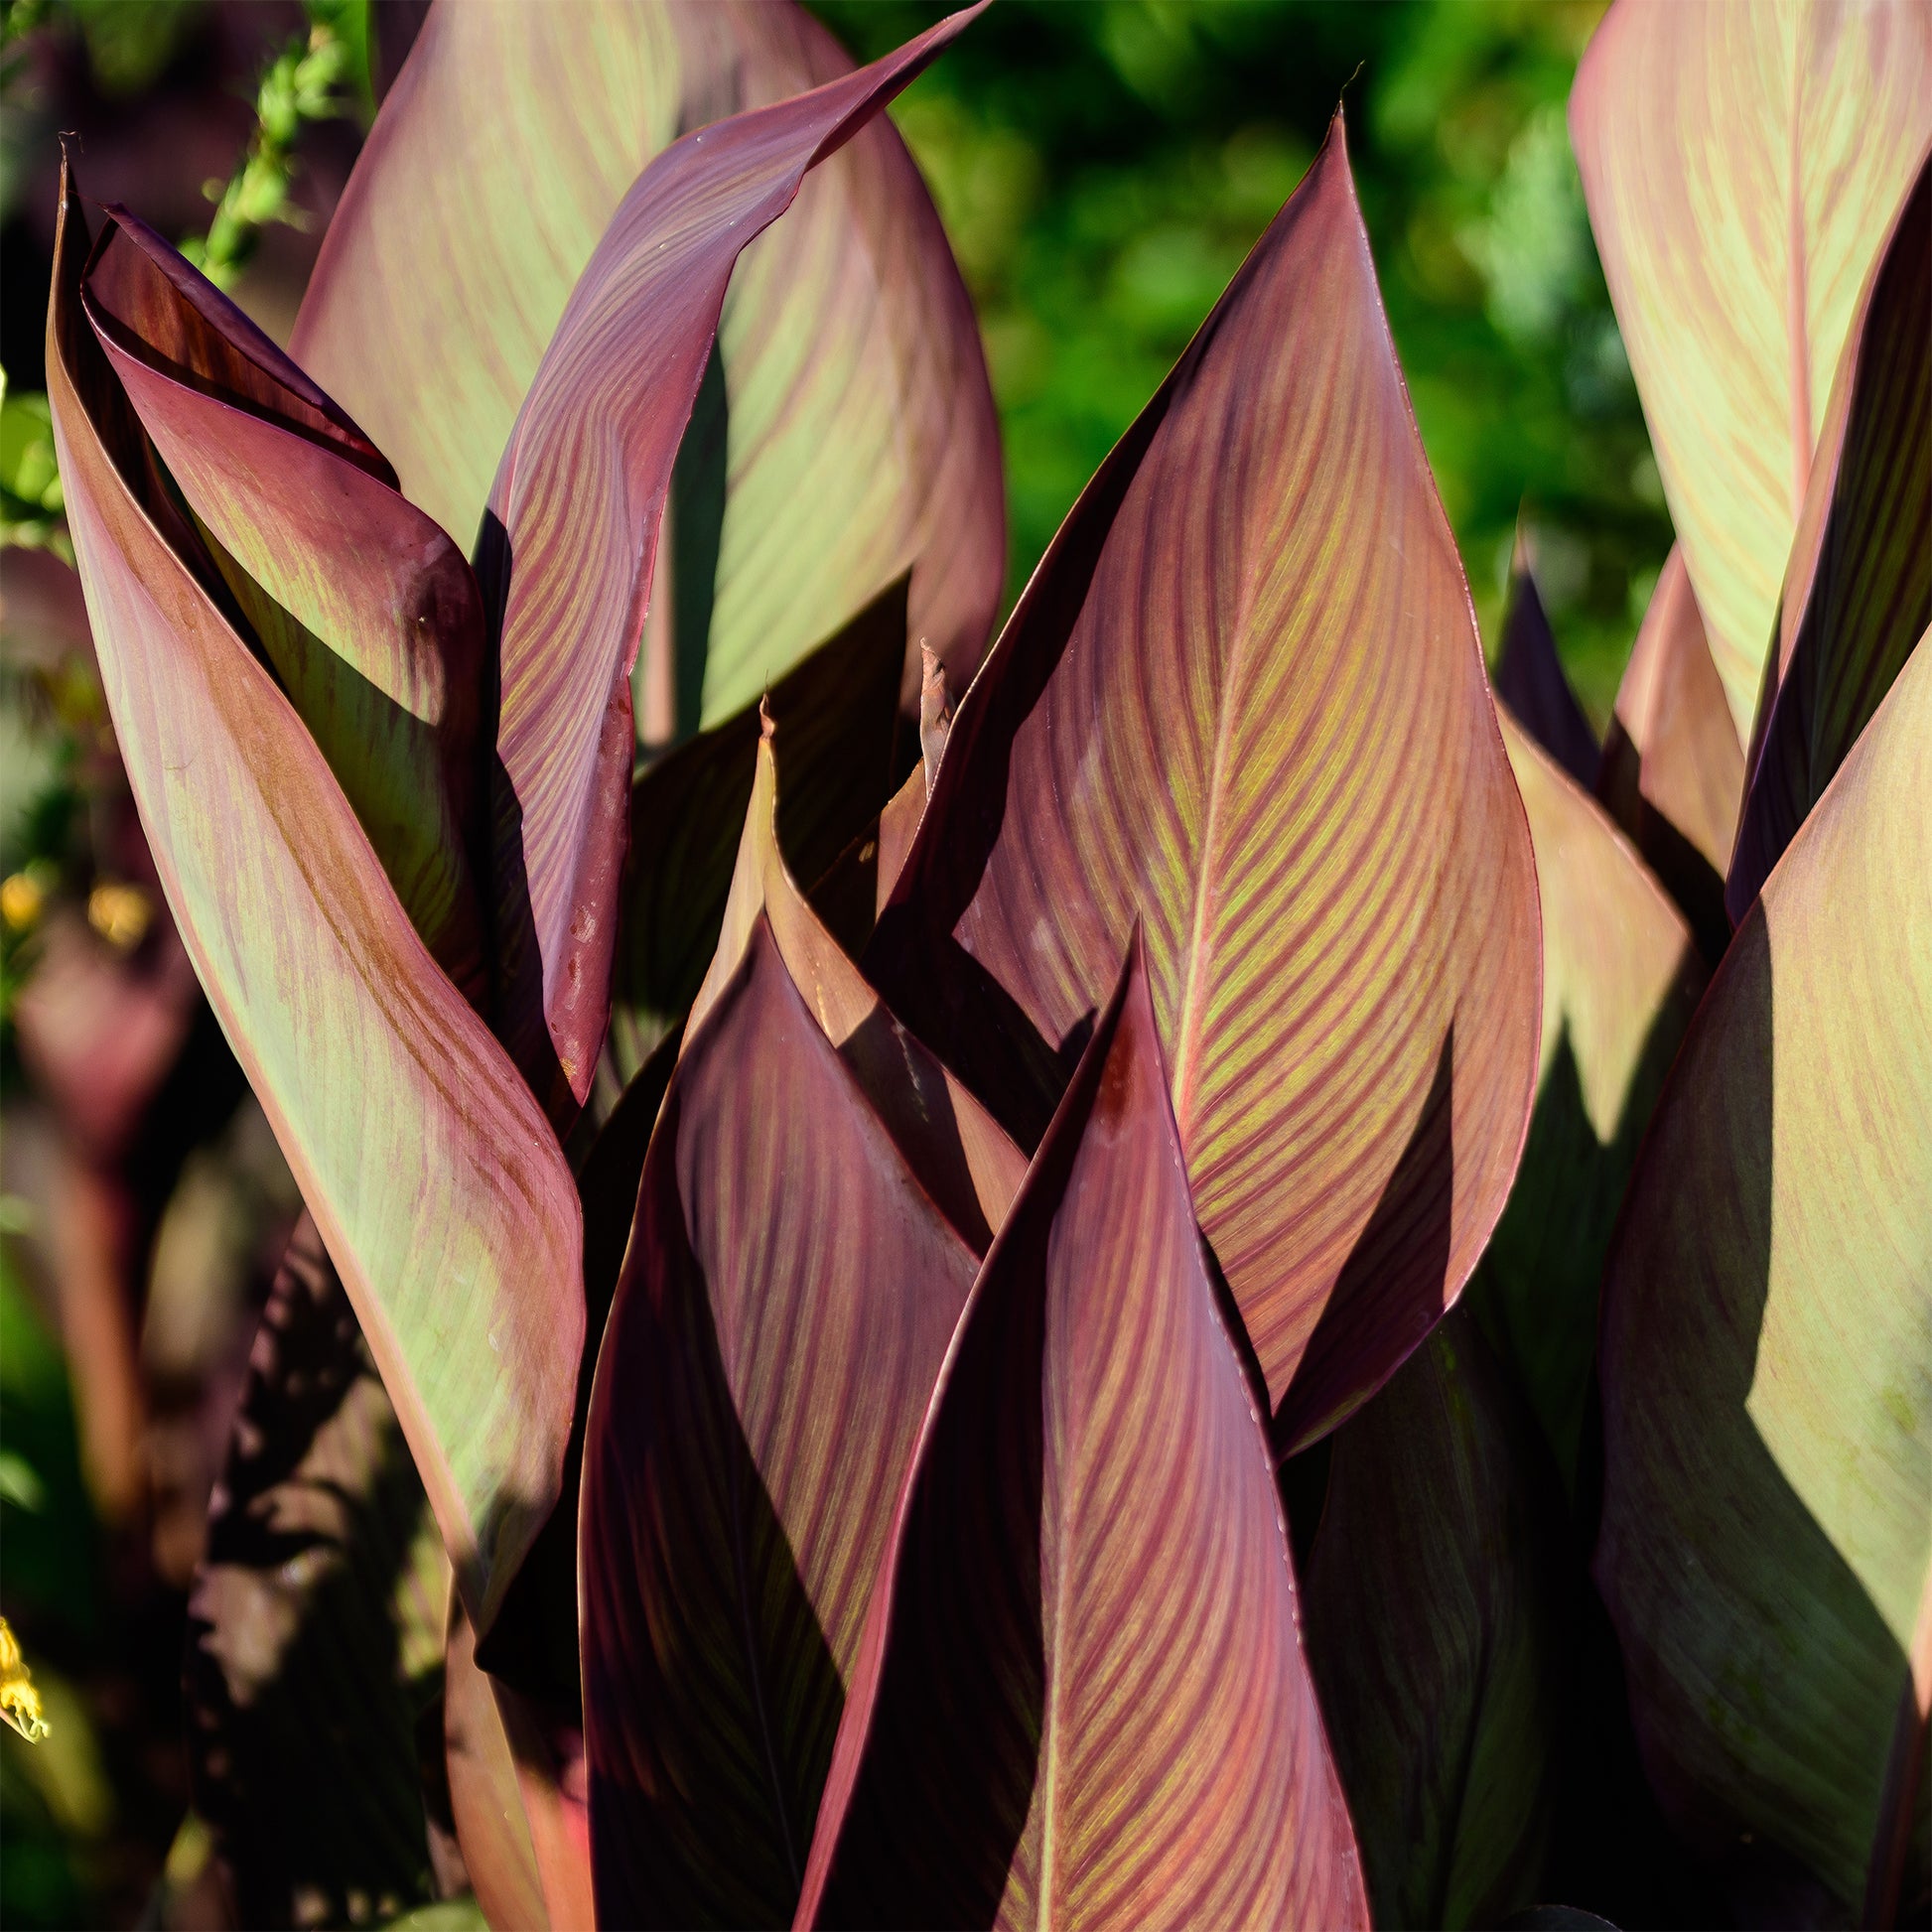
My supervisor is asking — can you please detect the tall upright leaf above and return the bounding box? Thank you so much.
[1595,546,1742,965]
[581,916,983,1927]
[292,0,1002,714]
[476,6,985,1118]
[798,942,1366,1928]
[868,117,1540,1453]
[46,168,583,1637]
[1571,0,1932,734]
[1303,1309,1567,1930]
[1726,149,1931,921]
[1596,639,1932,1917]
[1493,559,1599,790]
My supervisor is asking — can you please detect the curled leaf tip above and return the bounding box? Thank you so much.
[917,643,950,790]
[0,1617,50,1743]
[759,693,776,742]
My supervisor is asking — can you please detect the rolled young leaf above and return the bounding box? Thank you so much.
[186,1216,450,1930]
[1726,147,1931,923]
[46,165,584,1638]
[1570,0,1932,735]
[867,115,1541,1454]
[1595,637,1932,1914]
[78,207,490,999]
[1595,545,1742,967]
[581,916,983,1928]
[1493,556,1599,790]
[797,938,1366,1929]
[293,0,1002,719]
[1303,1308,1568,1931]
[478,4,987,1119]
[1467,708,1702,1492]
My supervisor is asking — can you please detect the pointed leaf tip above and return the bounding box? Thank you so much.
[868,111,1539,1452]
[797,936,1366,1929]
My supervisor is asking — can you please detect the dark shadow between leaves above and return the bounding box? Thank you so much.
[583,1077,842,1931]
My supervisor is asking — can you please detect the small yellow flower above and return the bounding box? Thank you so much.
[1,869,47,933]
[0,1616,50,1743]
[87,881,153,951]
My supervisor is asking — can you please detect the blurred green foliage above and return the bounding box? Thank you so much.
[814,0,1668,721]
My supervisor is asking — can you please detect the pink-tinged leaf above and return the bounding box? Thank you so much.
[797,940,1367,1929]
[46,168,583,1638]
[1303,1309,1568,1930]
[1595,641,1932,1915]
[605,577,909,1088]
[479,5,986,1119]
[78,207,490,998]
[1469,709,1702,1492]
[186,1216,450,1928]
[294,0,1002,719]
[1727,148,1931,924]
[444,1606,593,1932]
[1570,0,1932,735]
[868,117,1541,1454]
[1595,546,1743,966]
[581,915,983,1927]
[1493,556,1599,790]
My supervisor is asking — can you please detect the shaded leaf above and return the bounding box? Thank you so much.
[1727,147,1931,922]
[79,207,489,998]
[1303,1308,1568,1931]
[1595,638,1932,1914]
[1595,546,1742,966]
[1493,557,1598,789]
[478,5,986,1118]
[1468,709,1702,1492]
[800,940,1365,1928]
[294,0,1002,717]
[868,117,1540,1453]
[605,577,908,1087]
[582,915,981,1928]
[1570,0,1932,733]
[47,165,584,1636]
[186,1215,449,1930]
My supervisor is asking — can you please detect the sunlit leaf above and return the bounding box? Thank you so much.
[474,6,987,1118]
[1595,639,1932,1917]
[868,117,1540,1453]
[1571,0,1932,734]
[47,165,584,1636]
[798,939,1367,1928]
[1727,149,1931,922]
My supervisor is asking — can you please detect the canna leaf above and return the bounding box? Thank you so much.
[1595,546,1742,967]
[78,207,490,999]
[867,117,1541,1454]
[1303,1308,1568,1931]
[46,166,584,1638]
[1570,0,1932,736]
[292,0,1002,717]
[581,915,983,1928]
[1726,148,1931,924]
[1493,556,1599,790]
[185,1216,449,1930]
[605,577,909,1088]
[797,939,1367,1929]
[1595,637,1932,1917]
[1468,708,1702,1492]
[478,5,987,1118]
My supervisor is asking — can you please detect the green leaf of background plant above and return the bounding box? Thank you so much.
[1303,1308,1568,1931]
